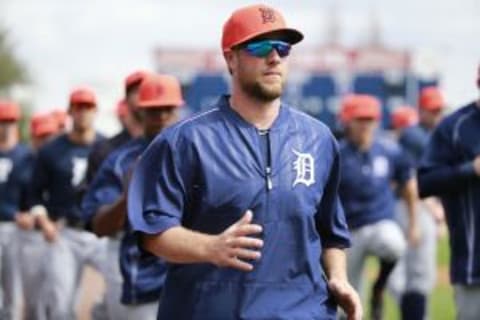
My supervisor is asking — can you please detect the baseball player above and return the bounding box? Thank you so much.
[82,71,147,320]
[418,65,480,320]
[0,100,33,320]
[128,4,362,320]
[51,109,68,132]
[337,94,419,320]
[82,74,182,319]
[30,87,106,319]
[85,70,145,184]
[388,89,446,320]
[15,112,60,320]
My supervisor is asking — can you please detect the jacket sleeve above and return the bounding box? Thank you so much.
[315,138,351,249]
[29,148,50,208]
[81,152,123,224]
[418,122,477,198]
[128,129,194,235]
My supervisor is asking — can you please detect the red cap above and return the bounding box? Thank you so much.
[339,95,357,124]
[340,94,381,122]
[391,106,419,130]
[222,4,303,52]
[137,74,184,108]
[125,70,149,91]
[69,88,97,107]
[0,100,21,121]
[116,99,128,118]
[30,113,59,137]
[419,86,444,111]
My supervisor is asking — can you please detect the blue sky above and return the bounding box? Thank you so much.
[2,0,479,133]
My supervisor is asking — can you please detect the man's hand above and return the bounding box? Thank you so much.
[205,210,263,272]
[42,220,58,243]
[15,213,35,230]
[407,220,421,247]
[473,155,480,176]
[329,278,363,320]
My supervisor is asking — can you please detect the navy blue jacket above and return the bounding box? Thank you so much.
[0,144,34,221]
[418,101,480,285]
[31,133,103,223]
[128,96,350,320]
[82,137,165,304]
[339,137,413,229]
[399,124,431,166]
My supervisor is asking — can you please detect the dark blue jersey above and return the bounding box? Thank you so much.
[82,137,165,304]
[398,124,431,166]
[85,128,132,184]
[0,143,34,221]
[418,101,480,285]
[31,133,103,223]
[339,137,414,229]
[128,96,350,320]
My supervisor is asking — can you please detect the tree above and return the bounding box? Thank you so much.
[0,26,27,93]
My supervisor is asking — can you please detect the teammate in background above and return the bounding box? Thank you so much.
[116,99,129,128]
[337,95,419,320]
[389,91,446,320]
[399,87,445,162]
[82,74,182,319]
[81,71,147,320]
[15,112,60,319]
[30,88,106,319]
[30,112,61,149]
[51,109,69,132]
[418,65,480,320]
[390,106,419,135]
[85,71,146,184]
[0,100,33,320]
[128,5,361,320]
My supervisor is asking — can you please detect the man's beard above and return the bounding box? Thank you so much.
[239,77,283,102]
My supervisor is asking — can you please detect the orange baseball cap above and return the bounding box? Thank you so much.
[0,100,21,121]
[137,74,184,108]
[340,94,381,122]
[339,95,357,124]
[391,106,419,130]
[125,70,149,91]
[222,4,303,52]
[30,113,59,137]
[69,87,97,107]
[418,86,444,111]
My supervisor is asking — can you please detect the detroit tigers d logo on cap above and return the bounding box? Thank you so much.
[259,7,276,24]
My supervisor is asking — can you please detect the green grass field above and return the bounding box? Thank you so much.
[364,236,456,319]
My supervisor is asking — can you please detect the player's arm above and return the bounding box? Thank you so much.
[128,131,263,272]
[82,154,127,237]
[142,210,263,271]
[322,248,362,320]
[92,194,127,236]
[28,148,58,241]
[400,177,420,246]
[418,125,479,198]
[316,138,361,319]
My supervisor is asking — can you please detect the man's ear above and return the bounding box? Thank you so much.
[224,50,235,75]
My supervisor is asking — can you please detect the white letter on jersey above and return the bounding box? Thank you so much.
[373,156,389,178]
[71,157,87,187]
[0,158,13,183]
[292,149,315,187]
